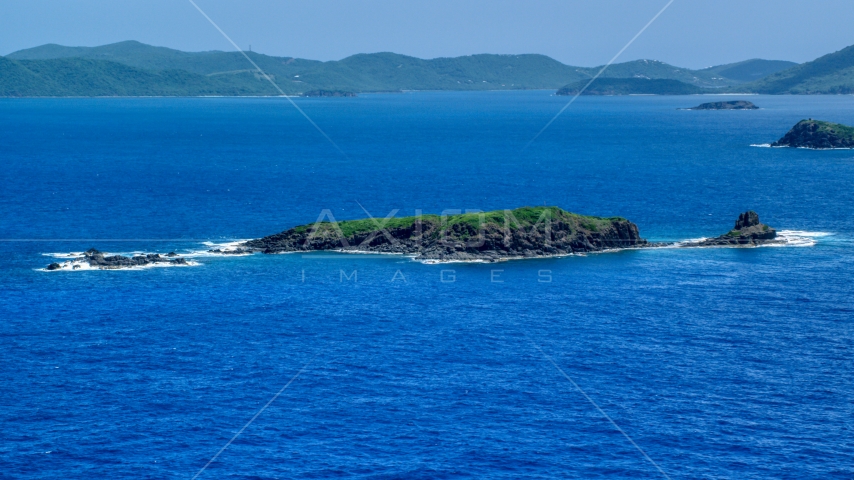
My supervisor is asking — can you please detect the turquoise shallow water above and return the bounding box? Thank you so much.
[1,92,853,478]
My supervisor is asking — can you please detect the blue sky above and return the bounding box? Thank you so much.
[2,0,853,68]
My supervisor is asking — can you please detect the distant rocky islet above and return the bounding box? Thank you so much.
[684,100,758,110]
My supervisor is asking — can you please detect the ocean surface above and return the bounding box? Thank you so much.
[1,92,853,479]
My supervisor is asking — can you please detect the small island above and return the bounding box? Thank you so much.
[242,207,647,262]
[771,119,854,149]
[682,211,781,247]
[684,100,758,110]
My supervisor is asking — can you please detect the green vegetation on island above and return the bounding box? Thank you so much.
[303,207,626,238]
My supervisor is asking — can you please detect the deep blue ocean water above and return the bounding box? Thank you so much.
[1,92,853,479]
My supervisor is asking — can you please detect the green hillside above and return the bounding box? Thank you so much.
[0,57,282,97]
[0,52,587,96]
[6,42,589,94]
[701,59,797,83]
[295,52,588,91]
[742,45,854,94]
[7,41,322,77]
[575,59,730,87]
[0,40,808,97]
[556,78,703,96]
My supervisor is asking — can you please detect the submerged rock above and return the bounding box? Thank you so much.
[684,211,782,247]
[771,119,854,149]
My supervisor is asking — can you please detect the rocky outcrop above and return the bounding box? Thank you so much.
[686,100,758,110]
[45,248,189,270]
[771,119,854,149]
[242,207,648,262]
[682,211,782,247]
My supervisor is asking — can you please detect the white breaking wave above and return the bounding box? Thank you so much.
[764,230,832,248]
[668,230,831,249]
[42,252,87,259]
[672,237,709,247]
[750,143,853,150]
[186,240,255,257]
[43,250,168,258]
[798,147,853,150]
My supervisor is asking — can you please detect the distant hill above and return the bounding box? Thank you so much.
[741,44,854,94]
[291,52,589,91]
[557,78,703,96]
[701,59,797,83]
[5,41,590,95]
[0,57,282,97]
[0,40,803,97]
[574,59,732,88]
[9,41,323,79]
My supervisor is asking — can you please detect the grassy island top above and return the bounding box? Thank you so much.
[796,119,854,139]
[292,206,628,238]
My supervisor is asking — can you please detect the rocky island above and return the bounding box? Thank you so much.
[771,119,854,149]
[685,100,758,110]
[682,211,782,247]
[44,210,793,270]
[242,207,647,262]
